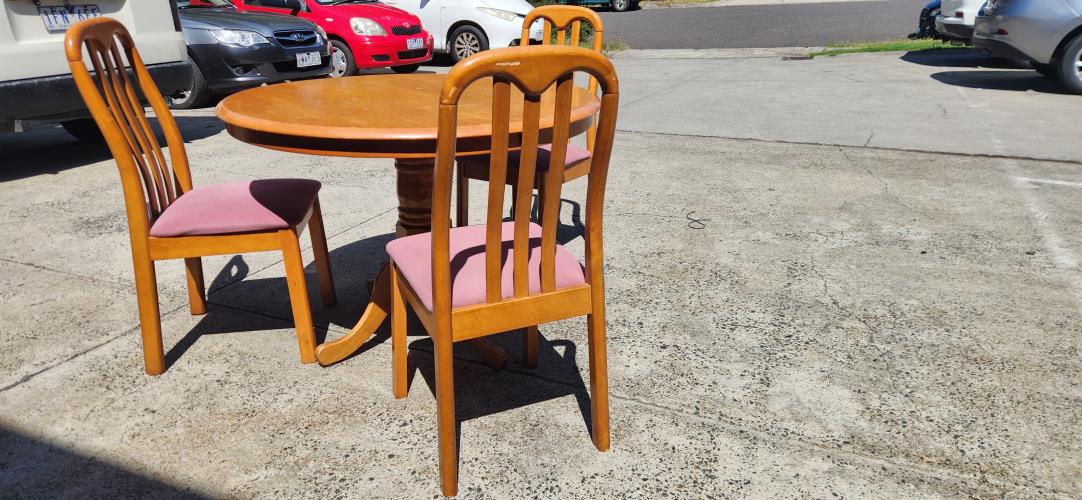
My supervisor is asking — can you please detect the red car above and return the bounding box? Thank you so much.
[229,0,432,76]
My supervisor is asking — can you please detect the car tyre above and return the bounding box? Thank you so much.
[391,64,420,74]
[610,0,631,11]
[1056,33,1082,94]
[450,25,487,63]
[167,60,211,110]
[60,118,104,143]
[329,39,356,78]
[1031,61,1058,79]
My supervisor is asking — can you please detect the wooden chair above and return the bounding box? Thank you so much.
[385,45,619,496]
[64,18,336,375]
[454,5,605,226]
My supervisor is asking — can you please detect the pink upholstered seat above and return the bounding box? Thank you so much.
[149,179,321,237]
[386,222,586,311]
[468,143,591,171]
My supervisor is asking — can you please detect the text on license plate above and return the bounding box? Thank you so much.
[406,37,424,50]
[296,51,321,68]
[40,5,101,33]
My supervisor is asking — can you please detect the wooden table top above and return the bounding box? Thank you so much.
[216,73,601,159]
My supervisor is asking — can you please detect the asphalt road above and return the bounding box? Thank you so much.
[598,0,928,49]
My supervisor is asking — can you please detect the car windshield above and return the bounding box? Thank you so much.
[176,0,235,8]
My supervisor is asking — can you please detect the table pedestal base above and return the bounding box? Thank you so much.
[314,157,508,369]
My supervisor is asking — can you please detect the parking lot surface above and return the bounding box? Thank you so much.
[1,49,1080,497]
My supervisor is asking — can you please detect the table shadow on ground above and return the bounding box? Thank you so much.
[161,197,588,372]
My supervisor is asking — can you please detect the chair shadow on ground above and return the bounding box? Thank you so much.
[899,48,1074,95]
[163,196,587,372]
[0,116,225,183]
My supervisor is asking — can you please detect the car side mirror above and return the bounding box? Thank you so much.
[261,0,303,14]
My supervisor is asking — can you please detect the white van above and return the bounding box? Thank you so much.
[383,0,541,62]
[0,1,190,140]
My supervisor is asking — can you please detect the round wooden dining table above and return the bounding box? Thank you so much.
[216,73,600,367]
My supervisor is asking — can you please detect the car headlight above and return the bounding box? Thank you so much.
[315,25,328,43]
[350,17,386,36]
[477,7,520,22]
[209,29,269,47]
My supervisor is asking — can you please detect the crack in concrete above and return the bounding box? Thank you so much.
[0,256,130,289]
[837,146,916,211]
[0,303,188,394]
[615,129,1082,166]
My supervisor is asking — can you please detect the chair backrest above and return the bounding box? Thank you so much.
[521,5,604,151]
[432,45,619,316]
[65,17,192,238]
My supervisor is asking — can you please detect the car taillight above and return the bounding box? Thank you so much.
[997,28,1009,35]
[955,10,964,16]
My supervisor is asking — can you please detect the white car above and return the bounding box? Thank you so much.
[0,0,189,140]
[383,0,542,62]
[935,0,985,42]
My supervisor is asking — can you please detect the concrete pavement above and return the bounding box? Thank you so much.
[1,49,1081,497]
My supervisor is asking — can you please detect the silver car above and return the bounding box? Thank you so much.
[973,0,1082,93]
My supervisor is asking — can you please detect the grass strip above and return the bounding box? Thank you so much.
[809,39,953,58]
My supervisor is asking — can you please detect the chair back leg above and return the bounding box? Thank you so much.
[586,303,610,451]
[434,332,458,497]
[184,257,206,315]
[132,254,165,375]
[279,229,317,363]
[390,263,409,399]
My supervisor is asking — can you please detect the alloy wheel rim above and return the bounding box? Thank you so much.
[455,32,480,60]
[330,49,348,77]
[614,0,627,9]
[1075,53,1082,79]
[172,89,192,105]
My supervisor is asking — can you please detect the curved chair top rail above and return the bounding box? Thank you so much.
[64,17,192,236]
[521,5,604,51]
[430,45,619,316]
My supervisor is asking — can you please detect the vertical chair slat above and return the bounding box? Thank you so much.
[512,95,541,298]
[571,21,581,46]
[539,75,574,292]
[485,78,511,303]
[92,44,162,216]
[113,43,176,205]
[107,43,172,213]
[127,44,193,194]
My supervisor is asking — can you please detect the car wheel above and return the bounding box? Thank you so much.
[60,118,104,142]
[328,40,356,78]
[450,25,487,63]
[1032,61,1059,79]
[1057,33,1082,94]
[391,64,420,74]
[167,60,210,110]
[611,0,631,12]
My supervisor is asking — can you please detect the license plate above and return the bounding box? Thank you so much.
[406,37,424,50]
[296,51,321,68]
[39,5,101,33]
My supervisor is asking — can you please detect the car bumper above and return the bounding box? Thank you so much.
[188,42,331,92]
[935,16,974,40]
[351,35,434,69]
[972,31,1033,61]
[0,61,191,121]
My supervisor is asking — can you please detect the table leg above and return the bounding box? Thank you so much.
[315,157,507,369]
[315,265,390,366]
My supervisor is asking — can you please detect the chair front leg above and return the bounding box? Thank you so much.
[390,263,408,399]
[308,199,337,307]
[434,332,458,497]
[523,326,538,368]
[184,257,206,315]
[133,253,165,375]
[280,229,317,364]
